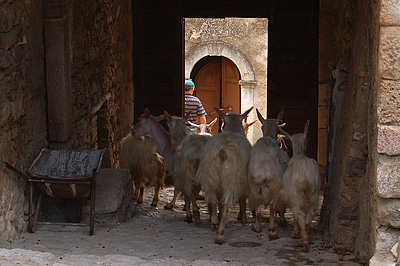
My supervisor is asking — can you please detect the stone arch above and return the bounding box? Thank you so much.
[185,41,258,141]
[185,41,256,82]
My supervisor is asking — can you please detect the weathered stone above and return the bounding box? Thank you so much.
[0,49,12,69]
[0,26,19,50]
[370,226,400,265]
[346,159,366,178]
[379,26,400,80]
[0,2,15,32]
[378,124,400,156]
[378,198,400,228]
[380,0,400,26]
[378,80,400,124]
[319,83,331,106]
[377,155,400,198]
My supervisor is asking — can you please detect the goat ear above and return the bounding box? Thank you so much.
[304,119,310,137]
[207,117,218,129]
[247,120,258,127]
[278,126,291,140]
[163,111,172,122]
[213,107,227,120]
[144,107,150,118]
[256,108,265,123]
[240,107,253,121]
[183,111,191,123]
[276,108,284,124]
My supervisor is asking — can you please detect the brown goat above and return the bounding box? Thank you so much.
[120,132,166,206]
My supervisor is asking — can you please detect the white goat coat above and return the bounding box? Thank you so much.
[248,137,289,204]
[281,153,320,225]
[196,131,251,208]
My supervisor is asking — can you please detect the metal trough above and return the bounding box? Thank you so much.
[6,148,105,235]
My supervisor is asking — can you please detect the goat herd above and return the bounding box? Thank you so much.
[120,107,321,252]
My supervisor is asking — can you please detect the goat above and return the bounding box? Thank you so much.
[120,132,166,206]
[170,116,218,222]
[278,120,321,252]
[131,108,177,209]
[248,108,290,240]
[188,118,218,136]
[196,106,253,244]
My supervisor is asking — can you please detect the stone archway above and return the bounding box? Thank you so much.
[185,41,258,141]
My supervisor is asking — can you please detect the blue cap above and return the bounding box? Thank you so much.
[185,80,195,90]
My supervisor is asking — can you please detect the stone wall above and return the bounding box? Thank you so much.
[319,0,377,261]
[71,0,133,167]
[185,18,268,143]
[0,0,47,240]
[370,0,400,264]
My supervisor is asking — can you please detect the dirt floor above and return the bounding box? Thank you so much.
[0,186,364,266]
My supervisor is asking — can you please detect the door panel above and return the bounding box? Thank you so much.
[222,57,240,114]
[195,61,221,135]
[195,57,240,135]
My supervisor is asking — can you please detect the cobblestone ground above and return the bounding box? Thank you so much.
[0,186,364,266]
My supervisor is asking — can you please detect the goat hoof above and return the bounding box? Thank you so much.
[211,223,218,229]
[269,232,279,240]
[291,232,300,239]
[251,224,261,233]
[164,204,173,210]
[184,216,193,223]
[215,235,224,245]
[298,239,310,252]
[151,201,158,207]
[193,211,200,223]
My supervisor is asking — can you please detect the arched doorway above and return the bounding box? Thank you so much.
[192,57,240,135]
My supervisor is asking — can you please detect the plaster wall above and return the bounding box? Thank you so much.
[185,18,268,143]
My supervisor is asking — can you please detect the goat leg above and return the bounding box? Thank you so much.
[268,202,279,240]
[209,202,219,229]
[151,184,161,207]
[191,189,200,223]
[237,195,247,224]
[215,202,228,245]
[137,187,145,204]
[251,203,262,233]
[164,189,179,209]
[183,194,193,223]
[296,211,310,252]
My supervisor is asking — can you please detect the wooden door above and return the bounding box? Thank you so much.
[133,0,183,121]
[195,57,240,135]
[222,57,240,114]
[195,61,221,135]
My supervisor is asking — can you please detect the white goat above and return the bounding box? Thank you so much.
[248,108,290,239]
[279,120,321,252]
[196,107,253,244]
[188,118,218,136]
[120,132,166,206]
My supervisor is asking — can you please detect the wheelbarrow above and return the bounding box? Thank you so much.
[5,148,105,236]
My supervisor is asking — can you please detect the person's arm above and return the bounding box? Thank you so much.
[199,115,206,124]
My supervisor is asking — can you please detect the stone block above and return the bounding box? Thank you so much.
[378,124,400,156]
[377,155,400,198]
[380,0,400,26]
[379,26,400,80]
[82,168,135,223]
[378,198,400,228]
[370,226,400,265]
[378,80,400,124]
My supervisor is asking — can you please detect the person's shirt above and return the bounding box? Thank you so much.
[185,94,207,132]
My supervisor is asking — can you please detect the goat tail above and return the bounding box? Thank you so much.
[156,152,166,189]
